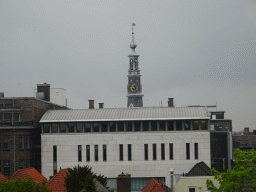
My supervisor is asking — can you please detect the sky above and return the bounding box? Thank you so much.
[0,0,255,132]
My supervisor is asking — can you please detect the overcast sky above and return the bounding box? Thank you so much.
[1,0,255,132]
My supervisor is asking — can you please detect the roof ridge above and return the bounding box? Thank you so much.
[198,161,212,175]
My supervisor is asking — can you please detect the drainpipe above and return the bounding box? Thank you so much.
[13,129,16,173]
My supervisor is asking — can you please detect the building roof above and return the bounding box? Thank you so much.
[0,172,8,181]
[40,107,210,123]
[47,168,70,192]
[9,167,47,183]
[186,161,213,177]
[233,135,256,149]
[142,178,170,192]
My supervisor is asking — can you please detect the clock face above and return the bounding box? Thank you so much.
[130,84,139,93]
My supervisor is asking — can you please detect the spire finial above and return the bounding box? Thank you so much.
[130,23,137,49]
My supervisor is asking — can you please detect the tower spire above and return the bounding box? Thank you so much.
[130,23,137,50]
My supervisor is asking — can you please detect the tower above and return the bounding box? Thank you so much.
[127,24,144,107]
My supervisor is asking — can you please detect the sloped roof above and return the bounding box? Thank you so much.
[142,178,170,192]
[9,167,47,183]
[186,161,213,177]
[0,172,8,181]
[47,168,70,192]
[40,107,210,122]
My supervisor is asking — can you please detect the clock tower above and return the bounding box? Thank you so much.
[127,24,144,107]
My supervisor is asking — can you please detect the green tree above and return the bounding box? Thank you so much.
[64,165,108,192]
[206,148,256,192]
[0,177,52,192]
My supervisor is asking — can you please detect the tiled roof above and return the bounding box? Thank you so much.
[186,161,213,177]
[233,135,256,149]
[10,167,47,183]
[142,178,170,192]
[47,168,70,192]
[0,172,8,181]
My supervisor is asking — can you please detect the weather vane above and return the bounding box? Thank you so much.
[131,23,136,34]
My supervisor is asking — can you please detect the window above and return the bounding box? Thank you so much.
[153,144,157,160]
[95,145,98,161]
[159,121,166,131]
[0,161,1,172]
[101,122,108,132]
[151,121,157,131]
[125,122,133,132]
[189,188,195,192]
[176,120,182,131]
[201,120,207,130]
[59,123,66,133]
[78,145,82,162]
[134,121,141,132]
[26,159,31,168]
[19,159,25,169]
[169,143,173,160]
[142,121,149,131]
[0,136,1,149]
[51,123,58,133]
[167,121,174,131]
[13,113,20,121]
[0,113,3,122]
[184,121,190,131]
[119,144,123,161]
[144,144,148,160]
[43,124,50,133]
[3,136,10,150]
[193,121,199,130]
[76,123,83,133]
[118,122,124,132]
[53,146,57,175]
[4,113,11,121]
[68,123,75,133]
[4,160,10,177]
[26,136,31,149]
[195,143,198,159]
[161,144,165,160]
[85,123,91,132]
[93,123,99,132]
[186,143,190,160]
[128,144,132,161]
[109,122,116,132]
[103,145,107,161]
[19,136,24,149]
[86,145,90,161]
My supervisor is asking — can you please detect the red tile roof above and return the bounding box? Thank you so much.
[47,168,70,192]
[142,178,170,192]
[9,167,47,183]
[0,172,8,181]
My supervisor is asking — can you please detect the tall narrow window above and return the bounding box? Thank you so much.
[13,113,20,122]
[78,145,82,162]
[26,136,31,149]
[95,145,98,161]
[53,146,57,175]
[0,161,1,172]
[3,160,10,177]
[186,143,190,160]
[119,144,123,161]
[103,145,107,161]
[161,143,165,160]
[86,145,90,161]
[26,159,31,168]
[195,143,198,159]
[4,136,10,150]
[169,143,173,160]
[128,144,132,161]
[153,144,157,160]
[19,136,24,149]
[19,159,24,169]
[0,136,1,149]
[144,144,148,160]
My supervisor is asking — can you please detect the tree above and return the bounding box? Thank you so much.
[0,177,52,192]
[64,165,108,192]
[206,148,256,192]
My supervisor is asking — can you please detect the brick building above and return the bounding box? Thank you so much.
[0,83,67,178]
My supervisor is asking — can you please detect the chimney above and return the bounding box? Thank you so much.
[244,127,249,135]
[37,83,50,101]
[99,103,104,109]
[117,173,131,192]
[167,98,174,107]
[89,100,94,109]
[253,130,256,135]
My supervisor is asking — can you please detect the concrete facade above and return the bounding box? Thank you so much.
[41,131,211,187]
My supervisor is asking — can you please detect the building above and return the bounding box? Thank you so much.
[127,25,144,107]
[40,99,225,191]
[233,127,256,153]
[0,83,67,178]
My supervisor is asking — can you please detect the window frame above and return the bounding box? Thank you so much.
[19,159,25,169]
[19,136,25,150]
[3,136,10,150]
[3,160,10,177]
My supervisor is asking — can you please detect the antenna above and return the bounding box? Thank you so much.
[131,22,136,34]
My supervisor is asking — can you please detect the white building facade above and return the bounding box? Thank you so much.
[40,107,212,190]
